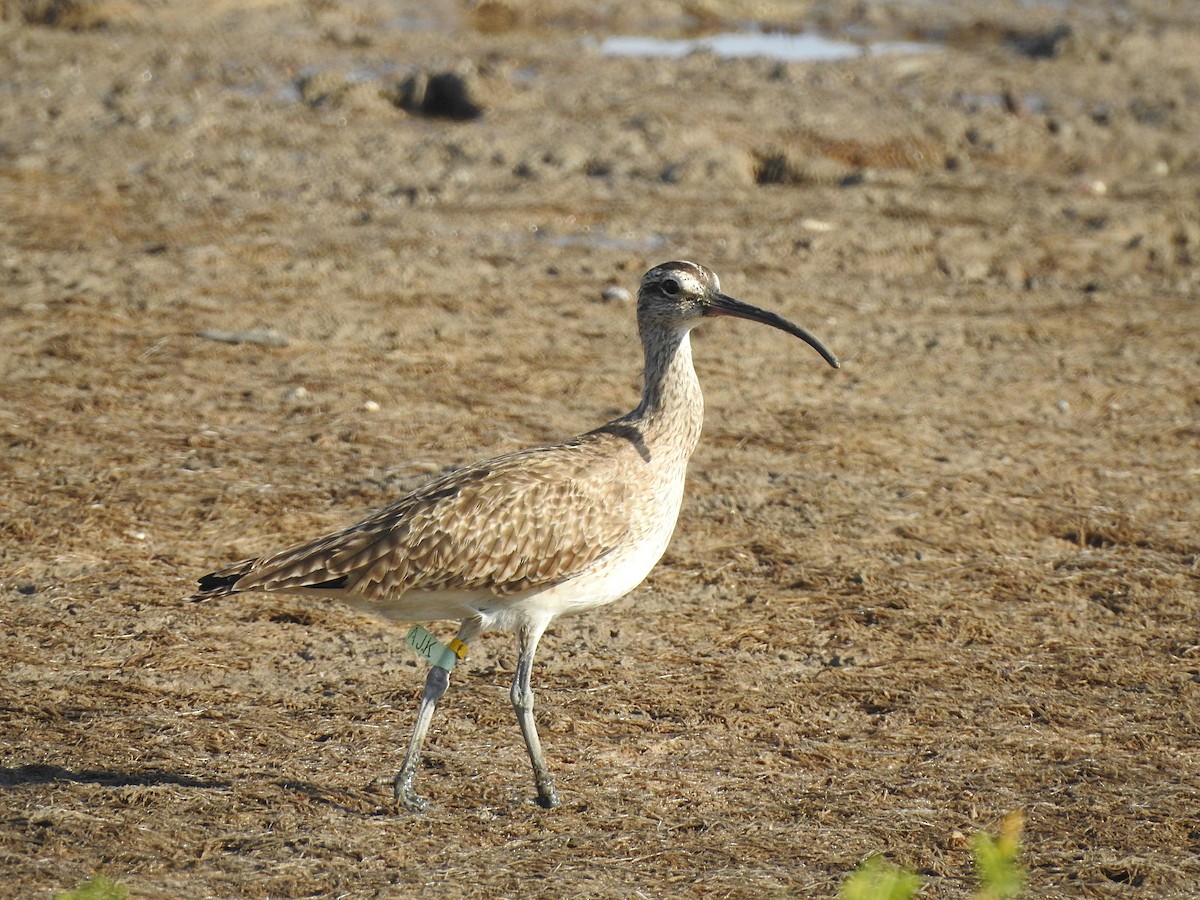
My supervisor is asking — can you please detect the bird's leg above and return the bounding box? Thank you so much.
[392,617,482,813]
[392,665,447,813]
[511,618,561,809]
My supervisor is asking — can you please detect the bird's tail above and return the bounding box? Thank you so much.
[193,559,256,601]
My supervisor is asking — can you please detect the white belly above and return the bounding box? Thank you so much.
[509,467,687,624]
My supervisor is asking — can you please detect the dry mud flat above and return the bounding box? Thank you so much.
[1,1,1199,897]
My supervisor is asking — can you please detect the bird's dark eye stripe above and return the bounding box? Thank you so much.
[661,278,680,295]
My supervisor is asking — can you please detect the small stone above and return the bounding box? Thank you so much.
[283,386,309,401]
[363,399,381,412]
[391,68,484,121]
[601,286,632,304]
[297,69,348,107]
[800,218,835,232]
[198,328,290,348]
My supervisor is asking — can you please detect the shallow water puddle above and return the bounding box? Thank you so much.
[599,30,938,62]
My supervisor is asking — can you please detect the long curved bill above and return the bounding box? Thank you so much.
[705,292,841,369]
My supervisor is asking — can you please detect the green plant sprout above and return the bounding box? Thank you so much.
[54,875,128,900]
[839,810,1027,900]
[973,811,1027,899]
[840,856,923,900]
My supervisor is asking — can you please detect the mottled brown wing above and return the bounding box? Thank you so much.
[200,440,631,601]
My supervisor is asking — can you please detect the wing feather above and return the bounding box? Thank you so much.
[196,436,634,603]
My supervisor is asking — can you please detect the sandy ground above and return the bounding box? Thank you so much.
[2,0,1199,897]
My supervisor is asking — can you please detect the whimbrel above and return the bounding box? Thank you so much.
[196,261,839,811]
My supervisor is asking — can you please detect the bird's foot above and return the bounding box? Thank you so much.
[535,779,561,809]
[397,788,430,814]
[381,773,428,813]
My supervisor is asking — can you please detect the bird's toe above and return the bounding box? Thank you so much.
[390,774,430,813]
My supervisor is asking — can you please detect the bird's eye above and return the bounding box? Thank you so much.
[661,278,681,296]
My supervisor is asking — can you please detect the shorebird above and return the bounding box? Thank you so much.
[196,261,839,811]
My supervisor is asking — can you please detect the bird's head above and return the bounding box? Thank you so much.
[637,261,840,368]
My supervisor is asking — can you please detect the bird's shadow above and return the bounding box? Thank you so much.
[0,763,226,790]
[1,766,390,816]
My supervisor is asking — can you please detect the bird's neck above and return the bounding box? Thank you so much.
[629,323,704,457]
